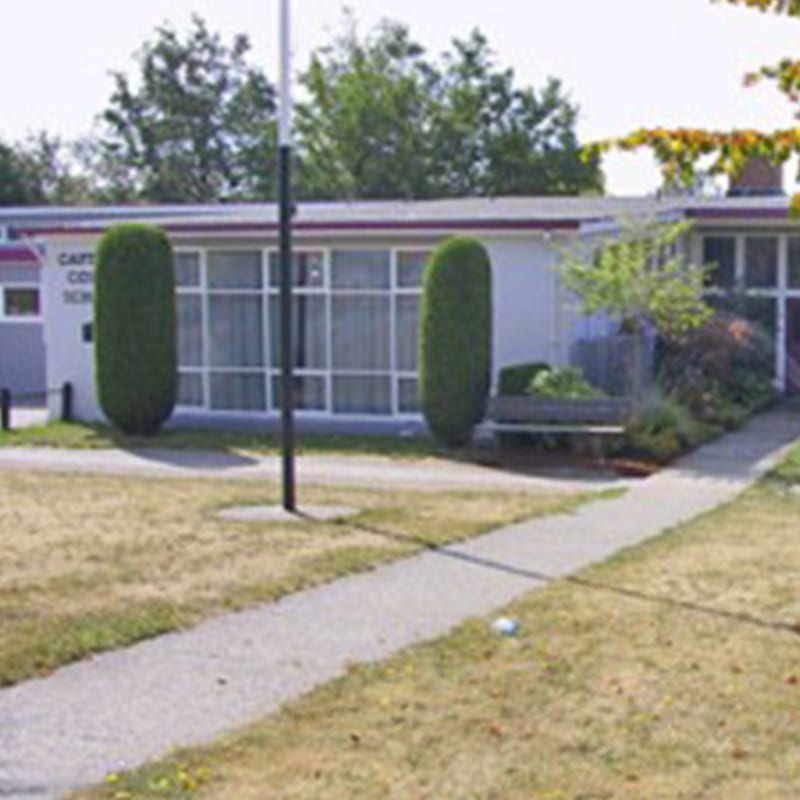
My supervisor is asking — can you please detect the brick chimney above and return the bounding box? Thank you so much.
[728,157,784,197]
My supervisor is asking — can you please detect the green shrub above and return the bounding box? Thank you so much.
[498,362,550,395]
[94,224,177,435]
[623,394,710,461]
[420,237,492,446]
[658,309,776,424]
[527,366,605,399]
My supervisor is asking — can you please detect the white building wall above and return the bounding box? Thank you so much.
[483,235,573,389]
[43,238,102,421]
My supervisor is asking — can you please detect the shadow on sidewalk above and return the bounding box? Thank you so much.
[339,515,800,641]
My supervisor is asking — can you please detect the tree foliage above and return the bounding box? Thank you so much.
[296,19,435,200]
[96,15,277,202]
[0,142,42,206]
[0,134,90,206]
[560,219,711,338]
[591,0,800,207]
[297,19,602,200]
[420,237,492,446]
[95,224,177,435]
[6,14,602,204]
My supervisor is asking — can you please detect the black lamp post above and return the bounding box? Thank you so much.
[278,0,296,511]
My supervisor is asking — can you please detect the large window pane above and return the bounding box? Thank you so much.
[175,252,201,287]
[209,295,264,367]
[745,237,778,288]
[333,375,391,414]
[176,295,203,367]
[397,251,430,288]
[177,372,204,407]
[270,375,326,411]
[331,250,390,290]
[332,296,390,370]
[398,377,420,413]
[703,236,736,289]
[210,372,266,411]
[269,295,326,369]
[268,251,324,288]
[395,295,420,371]
[789,238,800,289]
[207,251,262,289]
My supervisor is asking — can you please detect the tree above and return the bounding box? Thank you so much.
[590,0,800,208]
[97,16,277,203]
[0,141,43,206]
[95,224,177,435]
[295,18,603,200]
[558,219,712,398]
[429,30,603,197]
[296,17,436,200]
[420,237,492,446]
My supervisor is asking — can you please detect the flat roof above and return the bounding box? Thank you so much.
[6,195,800,239]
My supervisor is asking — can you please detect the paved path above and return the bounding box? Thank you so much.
[0,446,624,493]
[1,406,799,800]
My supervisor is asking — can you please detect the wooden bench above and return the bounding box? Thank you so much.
[479,396,634,439]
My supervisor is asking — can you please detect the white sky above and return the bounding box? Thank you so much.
[4,0,800,195]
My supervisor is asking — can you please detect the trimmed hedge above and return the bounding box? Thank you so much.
[420,237,492,446]
[498,362,550,395]
[94,224,177,435]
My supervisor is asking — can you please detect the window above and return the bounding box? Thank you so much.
[175,252,201,287]
[744,236,778,288]
[2,286,40,320]
[172,246,432,416]
[331,250,390,290]
[396,251,428,288]
[789,238,800,289]
[702,236,736,288]
[207,251,262,289]
[268,251,324,288]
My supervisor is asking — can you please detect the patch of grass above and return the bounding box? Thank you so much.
[73,477,800,799]
[0,471,583,687]
[0,421,441,459]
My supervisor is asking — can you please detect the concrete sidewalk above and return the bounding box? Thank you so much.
[1,405,799,799]
[0,445,624,493]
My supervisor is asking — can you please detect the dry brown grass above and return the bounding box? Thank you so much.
[78,476,800,800]
[0,471,579,686]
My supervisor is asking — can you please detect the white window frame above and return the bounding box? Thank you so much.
[173,244,431,419]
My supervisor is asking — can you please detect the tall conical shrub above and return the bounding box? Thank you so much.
[94,224,177,435]
[420,236,492,446]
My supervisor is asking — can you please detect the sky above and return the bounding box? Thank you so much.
[4,0,800,195]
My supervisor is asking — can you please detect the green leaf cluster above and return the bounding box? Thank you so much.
[420,237,492,446]
[94,224,177,435]
[559,219,712,339]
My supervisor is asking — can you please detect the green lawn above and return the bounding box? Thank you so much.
[0,421,441,458]
[0,470,587,688]
[74,441,800,800]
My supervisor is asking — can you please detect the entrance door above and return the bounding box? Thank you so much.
[786,299,800,394]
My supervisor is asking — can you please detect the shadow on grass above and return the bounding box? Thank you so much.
[346,516,800,640]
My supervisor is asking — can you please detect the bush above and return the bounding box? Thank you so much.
[658,309,777,425]
[420,237,492,446]
[498,362,550,395]
[527,366,605,399]
[94,224,177,435]
[624,394,710,461]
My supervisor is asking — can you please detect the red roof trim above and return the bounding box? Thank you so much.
[0,247,39,265]
[21,217,583,238]
[686,207,793,221]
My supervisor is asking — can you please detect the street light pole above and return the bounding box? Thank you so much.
[278,0,296,511]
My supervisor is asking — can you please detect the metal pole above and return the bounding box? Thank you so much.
[279,0,296,511]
